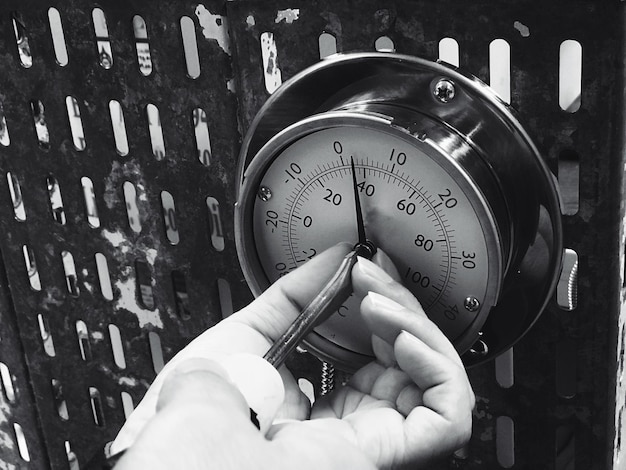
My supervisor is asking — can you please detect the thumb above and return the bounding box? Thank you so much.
[156,358,251,415]
[116,360,264,469]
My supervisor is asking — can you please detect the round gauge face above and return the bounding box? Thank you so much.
[248,123,502,362]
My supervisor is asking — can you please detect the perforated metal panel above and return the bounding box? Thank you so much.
[0,1,624,469]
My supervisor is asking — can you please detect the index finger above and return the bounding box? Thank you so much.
[227,242,353,345]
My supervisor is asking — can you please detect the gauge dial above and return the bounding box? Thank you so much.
[236,52,563,369]
[239,113,504,368]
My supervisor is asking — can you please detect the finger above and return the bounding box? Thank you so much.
[371,248,402,282]
[352,255,422,312]
[116,366,264,469]
[229,242,353,343]
[372,334,396,367]
[156,359,250,418]
[274,366,311,420]
[269,419,376,470]
[394,331,473,459]
[361,291,463,367]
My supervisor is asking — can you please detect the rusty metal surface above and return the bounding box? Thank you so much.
[229,1,625,469]
[0,0,623,469]
[0,1,252,467]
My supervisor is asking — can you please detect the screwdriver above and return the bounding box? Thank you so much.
[263,241,376,369]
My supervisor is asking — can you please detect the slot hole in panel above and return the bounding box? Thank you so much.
[14,423,30,462]
[438,37,459,67]
[489,39,511,104]
[62,251,79,296]
[557,249,578,311]
[109,100,129,156]
[123,182,141,233]
[66,96,86,151]
[0,102,10,146]
[260,32,282,94]
[206,197,225,251]
[0,362,16,403]
[149,332,165,374]
[496,416,515,468]
[121,391,134,419]
[298,378,315,405]
[23,245,41,291]
[146,104,165,160]
[89,387,105,426]
[31,100,50,150]
[160,191,180,245]
[65,441,79,470]
[7,172,26,221]
[181,16,200,79]
[318,32,337,59]
[81,176,100,228]
[52,379,69,420]
[172,270,191,320]
[95,253,113,301]
[48,7,68,66]
[37,314,56,357]
[108,324,126,369]
[193,108,212,166]
[559,40,582,113]
[495,348,514,388]
[217,278,233,319]
[92,8,113,69]
[47,176,66,224]
[135,259,155,310]
[558,149,580,215]
[133,15,152,76]
[76,320,92,361]
[374,36,395,52]
[12,12,32,68]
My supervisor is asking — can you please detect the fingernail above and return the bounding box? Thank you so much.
[357,256,394,283]
[367,291,406,312]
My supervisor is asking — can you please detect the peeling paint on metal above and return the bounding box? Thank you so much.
[136,183,148,202]
[91,331,104,341]
[195,4,231,55]
[41,288,65,310]
[114,277,163,329]
[0,399,14,453]
[0,399,10,425]
[275,9,300,24]
[102,229,131,254]
[0,430,15,455]
[84,281,94,294]
[260,32,282,94]
[514,20,531,37]
[118,376,139,387]
[145,248,157,266]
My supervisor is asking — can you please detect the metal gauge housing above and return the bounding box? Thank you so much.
[235,52,562,369]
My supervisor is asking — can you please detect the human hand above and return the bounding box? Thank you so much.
[112,243,474,469]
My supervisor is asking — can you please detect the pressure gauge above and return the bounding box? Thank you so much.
[235,53,562,369]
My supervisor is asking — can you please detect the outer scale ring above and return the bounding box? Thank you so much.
[237,112,505,370]
[235,52,563,367]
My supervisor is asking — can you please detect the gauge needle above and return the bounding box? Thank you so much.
[350,157,367,246]
[263,248,361,368]
[350,157,376,258]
